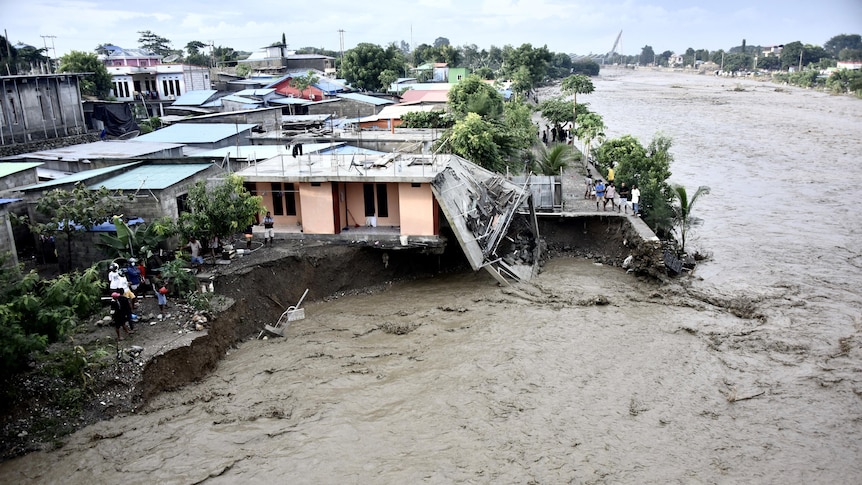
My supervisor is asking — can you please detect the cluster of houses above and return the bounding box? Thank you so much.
[0,44,539,283]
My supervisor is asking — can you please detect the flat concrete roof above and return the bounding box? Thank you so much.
[1,140,185,162]
[234,152,452,183]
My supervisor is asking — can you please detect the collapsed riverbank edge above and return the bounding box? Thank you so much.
[139,214,665,404]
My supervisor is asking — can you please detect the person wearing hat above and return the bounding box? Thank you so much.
[110,292,134,340]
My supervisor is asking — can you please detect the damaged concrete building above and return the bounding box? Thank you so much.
[233,151,540,283]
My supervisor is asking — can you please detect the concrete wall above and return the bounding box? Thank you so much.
[0,75,88,145]
[0,206,19,268]
[181,108,281,134]
[398,182,435,235]
[298,182,335,234]
[307,98,382,119]
[0,168,38,193]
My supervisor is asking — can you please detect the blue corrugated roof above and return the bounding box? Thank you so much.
[22,162,141,191]
[132,123,257,144]
[336,93,394,106]
[88,164,213,190]
[219,95,262,105]
[0,198,23,205]
[173,90,218,106]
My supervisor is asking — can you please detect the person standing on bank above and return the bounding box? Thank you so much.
[186,236,204,267]
[263,211,275,247]
[110,292,134,340]
[603,182,617,211]
[631,184,641,216]
[617,182,631,214]
[595,180,606,211]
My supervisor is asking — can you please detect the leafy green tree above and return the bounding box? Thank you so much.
[657,50,672,67]
[342,42,404,91]
[474,67,495,80]
[537,97,589,126]
[235,64,251,77]
[401,110,454,128]
[574,112,605,165]
[289,70,320,99]
[213,45,240,66]
[780,41,804,70]
[597,134,674,237]
[0,35,17,75]
[722,52,751,73]
[433,37,450,48]
[561,74,595,144]
[175,175,265,245]
[640,45,655,66]
[0,263,105,380]
[20,182,125,271]
[758,55,781,71]
[137,30,176,57]
[824,34,862,57]
[185,40,210,66]
[378,69,400,91]
[443,113,507,172]
[58,51,113,98]
[500,43,553,91]
[448,75,504,119]
[671,185,710,254]
[839,48,862,61]
[15,45,49,72]
[548,52,573,78]
[502,98,537,152]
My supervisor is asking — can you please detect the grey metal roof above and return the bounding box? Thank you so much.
[1,140,185,162]
[269,97,311,105]
[172,89,219,106]
[22,162,142,191]
[0,162,43,178]
[132,123,257,144]
[87,163,214,190]
[336,93,394,106]
[234,88,276,96]
[219,95,262,105]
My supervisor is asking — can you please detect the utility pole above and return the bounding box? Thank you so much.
[798,49,803,71]
[338,29,345,78]
[40,34,57,72]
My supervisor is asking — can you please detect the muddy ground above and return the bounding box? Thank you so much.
[0,215,642,461]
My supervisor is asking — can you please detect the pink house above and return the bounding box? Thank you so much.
[98,46,210,102]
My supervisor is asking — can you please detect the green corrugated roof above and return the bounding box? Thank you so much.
[0,162,43,178]
[88,164,213,190]
[22,162,141,191]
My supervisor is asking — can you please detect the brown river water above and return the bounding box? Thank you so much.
[1,69,861,484]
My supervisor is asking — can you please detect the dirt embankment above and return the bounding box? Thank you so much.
[138,222,660,402]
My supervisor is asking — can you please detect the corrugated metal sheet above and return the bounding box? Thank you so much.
[172,89,218,106]
[22,162,142,191]
[234,88,276,96]
[132,123,257,144]
[88,164,213,190]
[0,162,43,178]
[337,93,394,106]
[219,95,262,105]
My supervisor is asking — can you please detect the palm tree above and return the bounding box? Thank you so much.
[671,184,710,254]
[533,143,573,175]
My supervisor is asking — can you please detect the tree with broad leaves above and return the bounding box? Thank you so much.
[561,74,595,152]
[16,182,127,271]
[58,51,113,98]
[289,70,320,100]
[342,43,404,92]
[137,30,177,57]
[574,112,606,166]
[174,175,265,247]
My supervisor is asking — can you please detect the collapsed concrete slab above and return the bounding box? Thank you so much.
[431,156,540,284]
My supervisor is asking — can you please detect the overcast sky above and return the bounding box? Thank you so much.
[3,0,861,59]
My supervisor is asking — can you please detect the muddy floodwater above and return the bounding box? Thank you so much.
[2,69,861,484]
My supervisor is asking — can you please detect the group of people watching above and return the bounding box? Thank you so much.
[107,257,170,340]
[583,164,641,215]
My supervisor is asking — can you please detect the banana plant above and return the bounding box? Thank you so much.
[97,216,176,261]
